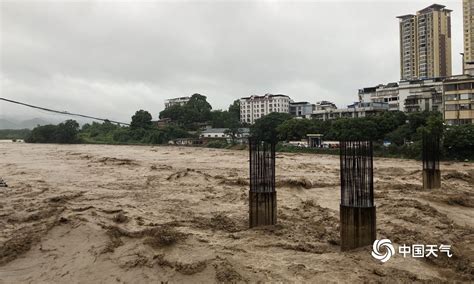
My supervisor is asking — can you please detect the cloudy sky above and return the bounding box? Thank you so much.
[0,0,464,123]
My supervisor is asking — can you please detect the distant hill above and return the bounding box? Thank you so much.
[0,119,19,129]
[0,118,54,129]
[19,118,52,129]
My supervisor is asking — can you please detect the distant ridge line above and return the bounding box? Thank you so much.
[0,97,130,126]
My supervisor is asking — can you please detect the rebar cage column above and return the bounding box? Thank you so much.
[339,140,376,251]
[248,138,276,228]
[422,132,441,189]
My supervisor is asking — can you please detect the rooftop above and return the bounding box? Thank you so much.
[201,128,250,134]
[290,101,310,105]
[396,14,415,19]
[316,100,336,105]
[418,4,449,14]
[165,96,190,101]
[443,74,474,83]
[241,94,290,100]
[398,4,450,19]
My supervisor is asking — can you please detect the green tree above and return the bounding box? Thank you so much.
[159,104,185,121]
[228,99,240,121]
[112,128,133,143]
[424,112,444,136]
[224,119,242,144]
[250,112,292,143]
[385,124,411,145]
[277,118,316,141]
[25,124,58,143]
[161,125,192,140]
[55,120,80,143]
[142,131,166,144]
[210,109,242,129]
[444,124,474,160]
[158,94,213,130]
[131,110,153,129]
[414,112,444,146]
[186,93,212,123]
[406,111,434,138]
[210,110,231,128]
[26,119,80,144]
[81,120,119,139]
[373,111,407,139]
[0,129,31,140]
[325,118,379,141]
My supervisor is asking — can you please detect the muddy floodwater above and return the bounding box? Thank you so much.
[0,143,473,282]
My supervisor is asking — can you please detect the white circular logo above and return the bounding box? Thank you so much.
[372,239,395,263]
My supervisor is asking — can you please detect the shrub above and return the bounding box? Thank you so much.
[206,140,228,148]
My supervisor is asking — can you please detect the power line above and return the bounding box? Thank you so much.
[0,97,130,126]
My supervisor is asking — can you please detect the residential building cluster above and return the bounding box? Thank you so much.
[358,78,444,114]
[164,3,473,127]
[356,3,473,125]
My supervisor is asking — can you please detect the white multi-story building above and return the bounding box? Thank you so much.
[240,94,291,124]
[359,83,400,111]
[164,96,190,109]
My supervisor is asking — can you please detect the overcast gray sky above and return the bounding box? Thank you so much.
[0,0,464,123]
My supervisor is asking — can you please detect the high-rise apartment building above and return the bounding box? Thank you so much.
[464,0,474,74]
[398,4,452,80]
[398,14,418,80]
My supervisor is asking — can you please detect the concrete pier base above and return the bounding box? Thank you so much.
[249,191,277,228]
[340,205,376,251]
[423,169,441,189]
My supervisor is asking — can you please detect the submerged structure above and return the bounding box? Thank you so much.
[248,138,276,227]
[339,140,376,251]
[422,132,441,189]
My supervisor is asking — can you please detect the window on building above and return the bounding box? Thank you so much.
[446,119,456,126]
[445,104,458,111]
[445,94,458,101]
[459,83,473,90]
[460,93,473,100]
[444,84,457,92]
[459,104,471,110]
